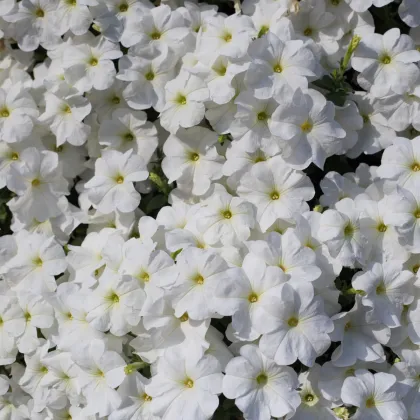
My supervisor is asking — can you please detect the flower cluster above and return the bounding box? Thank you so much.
[0,0,420,419]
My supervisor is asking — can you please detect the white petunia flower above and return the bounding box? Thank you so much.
[237,158,314,232]
[269,86,346,169]
[352,262,414,328]
[162,126,224,196]
[223,344,300,420]
[146,347,223,420]
[63,37,122,92]
[85,149,148,214]
[341,369,407,420]
[196,189,255,246]
[0,84,39,143]
[330,297,390,367]
[352,28,420,98]
[245,32,318,97]
[160,71,209,133]
[258,283,333,367]
[319,198,369,267]
[39,86,92,146]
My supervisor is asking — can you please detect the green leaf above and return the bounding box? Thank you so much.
[146,194,167,214]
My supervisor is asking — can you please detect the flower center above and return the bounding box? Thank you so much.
[179,312,189,322]
[35,8,45,17]
[362,114,370,124]
[366,397,376,408]
[412,162,420,172]
[273,63,283,73]
[66,0,77,6]
[305,394,315,403]
[142,393,152,402]
[145,71,155,81]
[33,256,43,266]
[184,378,194,388]
[304,27,313,36]
[380,54,391,65]
[150,31,161,40]
[270,191,280,200]
[414,209,420,219]
[108,292,119,303]
[331,0,340,5]
[116,175,124,184]
[248,292,258,303]
[25,312,31,322]
[63,105,72,114]
[413,264,420,274]
[124,132,134,142]
[377,223,387,233]
[32,178,41,187]
[11,152,19,161]
[344,223,355,237]
[176,94,187,105]
[257,111,268,121]
[111,96,120,104]
[301,120,313,133]
[193,274,204,285]
[222,32,232,42]
[256,373,268,386]
[189,152,199,162]
[119,3,128,12]
[215,65,227,76]
[89,57,98,66]
[287,317,299,327]
[222,210,232,219]
[139,271,149,282]
[0,108,10,118]
[376,282,386,295]
[344,321,352,331]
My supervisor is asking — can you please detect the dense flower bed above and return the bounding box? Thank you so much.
[0,0,420,419]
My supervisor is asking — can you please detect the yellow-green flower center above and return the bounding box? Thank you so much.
[256,373,268,386]
[184,378,194,388]
[150,31,161,40]
[145,71,155,81]
[248,292,258,303]
[380,54,392,65]
[288,317,299,327]
[179,312,189,322]
[377,223,387,233]
[273,63,283,73]
[301,120,313,133]
[257,111,268,121]
[193,274,204,285]
[189,152,199,161]
[270,191,280,200]
[222,210,232,219]
[376,282,386,295]
[119,3,128,12]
